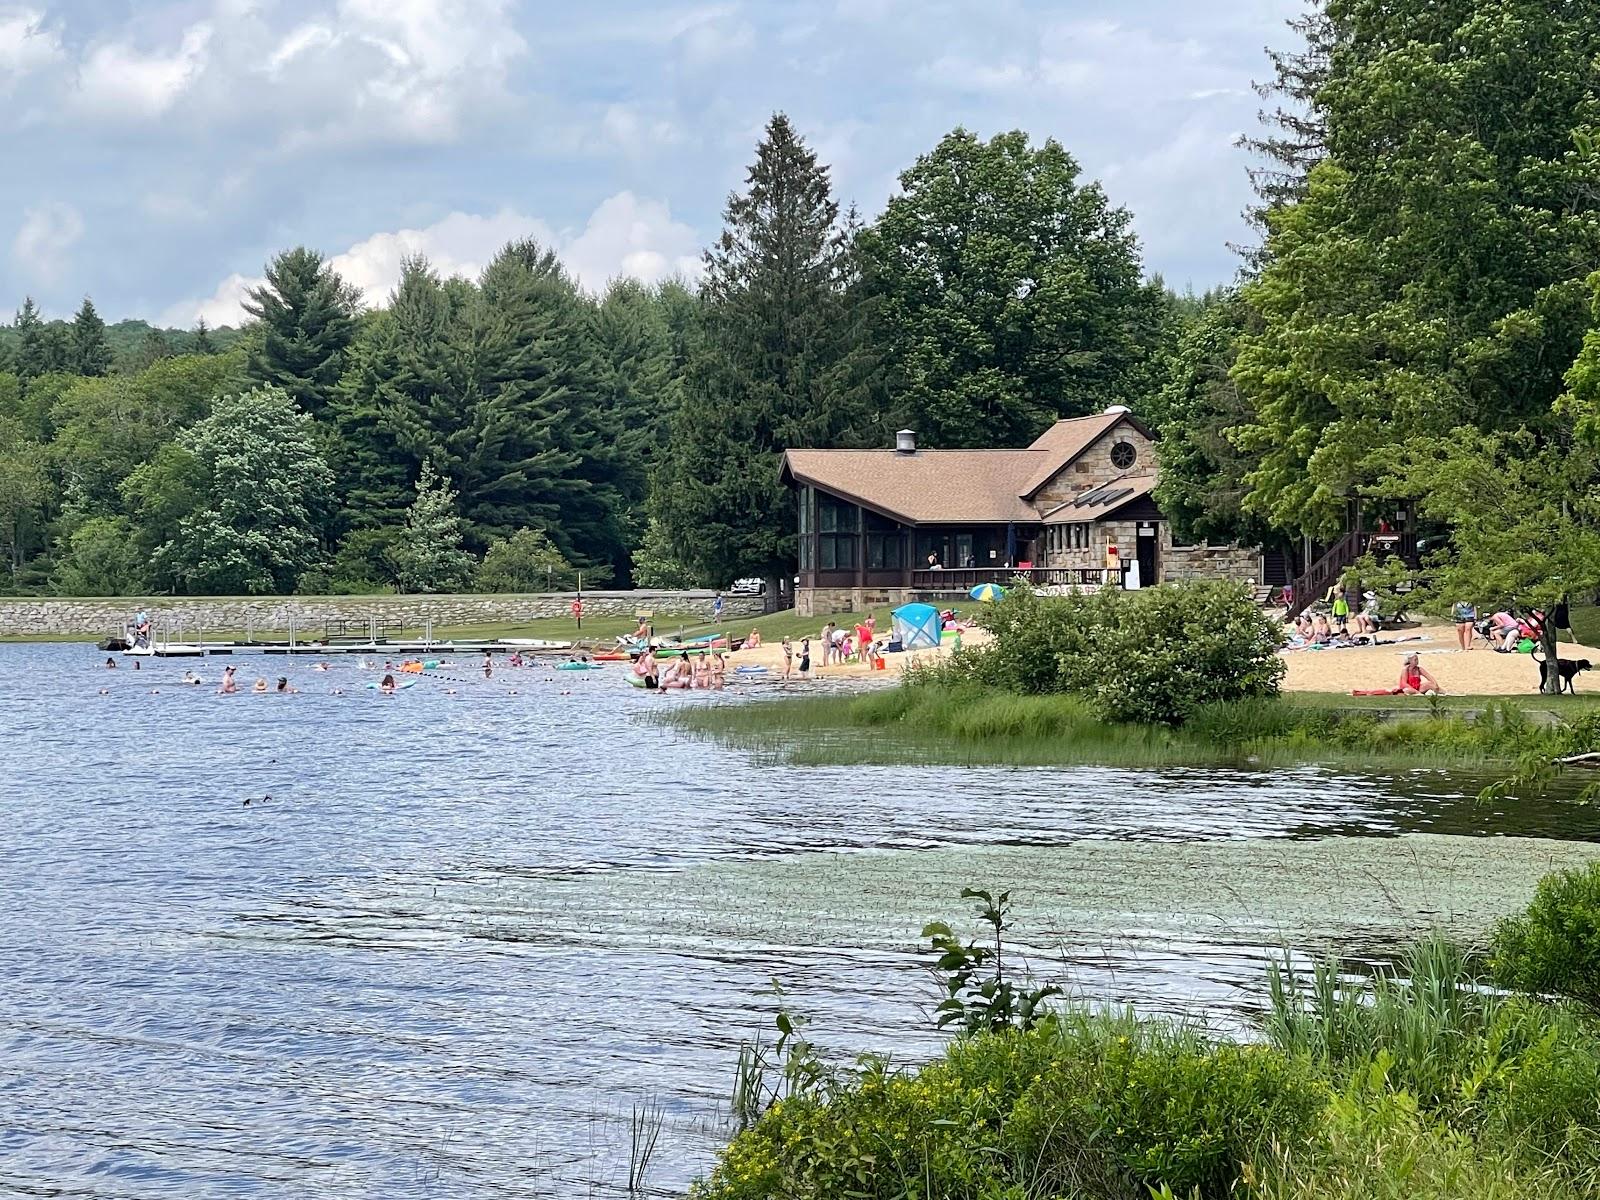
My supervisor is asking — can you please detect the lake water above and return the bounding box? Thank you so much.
[3,643,1598,1198]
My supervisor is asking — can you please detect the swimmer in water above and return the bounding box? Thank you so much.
[482,651,493,679]
[251,678,269,693]
[105,657,117,669]
[182,670,201,685]
[312,662,330,672]
[379,674,397,695]
[276,676,297,693]
[217,666,238,695]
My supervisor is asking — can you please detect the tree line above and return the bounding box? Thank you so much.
[0,113,1178,596]
[7,0,1597,603]
[1150,0,1600,623]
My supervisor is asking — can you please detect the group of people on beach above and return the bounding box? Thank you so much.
[632,646,727,689]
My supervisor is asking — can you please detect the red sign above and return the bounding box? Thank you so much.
[571,599,584,618]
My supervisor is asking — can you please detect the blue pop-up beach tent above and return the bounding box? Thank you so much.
[891,602,942,651]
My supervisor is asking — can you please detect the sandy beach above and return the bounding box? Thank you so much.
[1279,619,1600,696]
[722,628,991,679]
[722,616,1600,697]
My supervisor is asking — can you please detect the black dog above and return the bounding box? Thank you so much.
[1536,652,1593,694]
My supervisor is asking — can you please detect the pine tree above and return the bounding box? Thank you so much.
[593,278,689,580]
[327,255,444,533]
[69,297,113,377]
[654,112,864,588]
[14,298,50,383]
[243,246,360,417]
[461,240,615,565]
[390,459,474,593]
[193,318,215,355]
[1236,3,1337,251]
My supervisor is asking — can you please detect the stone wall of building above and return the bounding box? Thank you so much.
[0,591,765,638]
[1032,425,1157,505]
[1162,543,1264,583]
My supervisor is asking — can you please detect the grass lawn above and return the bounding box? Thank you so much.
[0,606,868,647]
[1284,690,1600,716]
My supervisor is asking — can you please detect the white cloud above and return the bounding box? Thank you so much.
[330,208,553,305]
[47,0,525,145]
[601,103,683,156]
[72,22,212,120]
[562,192,703,289]
[0,6,62,87]
[160,271,259,329]
[11,201,84,283]
[163,193,704,325]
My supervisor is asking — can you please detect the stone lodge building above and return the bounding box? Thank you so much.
[780,406,1263,617]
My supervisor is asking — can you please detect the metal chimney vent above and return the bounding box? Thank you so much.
[895,429,916,454]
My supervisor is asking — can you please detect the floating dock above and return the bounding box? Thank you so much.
[119,640,578,658]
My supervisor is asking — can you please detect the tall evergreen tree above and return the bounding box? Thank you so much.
[329,256,447,533]
[243,246,360,417]
[655,113,866,588]
[593,278,693,579]
[192,318,215,355]
[1236,3,1337,247]
[464,240,619,567]
[69,297,113,377]
[14,299,50,383]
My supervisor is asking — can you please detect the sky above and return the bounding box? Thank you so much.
[0,0,1303,327]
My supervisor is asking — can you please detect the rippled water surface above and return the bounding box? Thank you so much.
[4,643,1598,1197]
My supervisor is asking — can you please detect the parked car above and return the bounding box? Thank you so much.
[730,578,764,594]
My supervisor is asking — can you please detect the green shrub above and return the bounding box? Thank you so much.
[1266,934,1600,1182]
[692,1015,1323,1200]
[1492,861,1600,1012]
[1252,1085,1573,1200]
[957,580,1286,725]
[1008,1017,1324,1198]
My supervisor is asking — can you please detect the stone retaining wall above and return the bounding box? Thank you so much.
[0,591,765,638]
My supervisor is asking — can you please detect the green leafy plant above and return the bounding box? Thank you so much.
[1492,860,1600,1013]
[923,888,1061,1035]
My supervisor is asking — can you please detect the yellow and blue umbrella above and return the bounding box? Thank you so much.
[969,583,1006,602]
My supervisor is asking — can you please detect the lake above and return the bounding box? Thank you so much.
[3,642,1598,1197]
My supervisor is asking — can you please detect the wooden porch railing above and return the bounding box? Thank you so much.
[910,567,1120,592]
[1285,533,1360,620]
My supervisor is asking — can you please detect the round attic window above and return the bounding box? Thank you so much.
[1110,441,1137,470]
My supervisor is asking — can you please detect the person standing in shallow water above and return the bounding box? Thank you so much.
[798,637,811,680]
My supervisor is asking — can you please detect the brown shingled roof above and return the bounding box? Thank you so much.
[783,449,1044,523]
[782,410,1156,524]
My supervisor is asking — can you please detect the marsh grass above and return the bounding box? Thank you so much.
[659,685,1566,773]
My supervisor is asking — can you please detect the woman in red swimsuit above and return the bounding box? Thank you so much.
[1397,652,1442,695]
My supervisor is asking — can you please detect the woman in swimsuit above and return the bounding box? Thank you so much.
[781,637,793,680]
[380,674,397,695]
[1397,652,1442,696]
[217,666,238,695]
[711,652,726,690]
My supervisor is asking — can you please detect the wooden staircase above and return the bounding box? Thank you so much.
[1284,532,1361,620]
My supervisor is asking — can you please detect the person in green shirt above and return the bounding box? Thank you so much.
[1332,590,1351,633]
